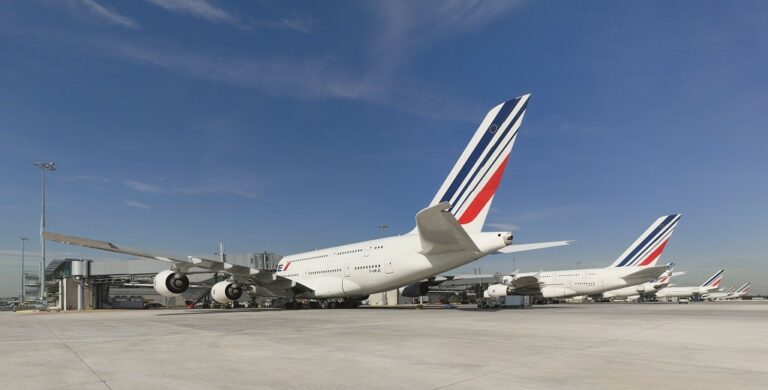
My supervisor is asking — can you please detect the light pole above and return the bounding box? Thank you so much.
[20,237,29,303]
[378,224,389,238]
[34,161,56,301]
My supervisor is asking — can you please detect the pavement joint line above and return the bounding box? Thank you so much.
[0,332,223,344]
[39,320,115,390]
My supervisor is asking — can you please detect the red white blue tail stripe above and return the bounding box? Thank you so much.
[700,269,725,288]
[652,263,675,284]
[735,282,751,294]
[430,94,530,232]
[610,214,682,267]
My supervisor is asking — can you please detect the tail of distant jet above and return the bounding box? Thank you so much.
[700,270,726,289]
[725,287,736,294]
[735,282,751,295]
[609,214,682,267]
[428,94,530,233]
[653,263,675,285]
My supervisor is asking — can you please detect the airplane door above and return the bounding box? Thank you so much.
[385,261,393,274]
[344,264,350,277]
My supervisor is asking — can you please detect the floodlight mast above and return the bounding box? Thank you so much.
[20,237,29,303]
[33,161,56,301]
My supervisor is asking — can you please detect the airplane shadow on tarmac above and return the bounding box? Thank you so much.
[156,308,283,316]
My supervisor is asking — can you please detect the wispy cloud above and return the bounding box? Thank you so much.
[124,200,152,210]
[78,0,139,29]
[123,177,257,199]
[174,184,257,199]
[124,180,162,193]
[145,0,237,25]
[485,222,521,231]
[144,0,314,33]
[60,174,110,184]
[508,206,594,223]
[272,16,314,35]
[105,42,479,121]
[371,0,524,73]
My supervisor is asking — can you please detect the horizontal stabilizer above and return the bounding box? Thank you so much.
[416,202,480,255]
[496,240,572,254]
[620,265,667,284]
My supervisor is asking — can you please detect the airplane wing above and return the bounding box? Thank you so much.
[495,241,572,254]
[416,202,480,255]
[43,231,259,276]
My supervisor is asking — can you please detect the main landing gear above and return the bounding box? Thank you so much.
[283,298,363,310]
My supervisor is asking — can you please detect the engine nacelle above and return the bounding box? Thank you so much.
[211,281,243,304]
[486,284,513,298]
[153,270,190,297]
[399,282,430,297]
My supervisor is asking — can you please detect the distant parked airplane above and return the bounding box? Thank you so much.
[600,263,685,300]
[716,282,751,300]
[655,269,725,300]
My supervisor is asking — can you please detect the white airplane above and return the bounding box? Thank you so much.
[720,282,751,300]
[655,269,726,300]
[706,286,736,301]
[44,94,570,307]
[480,214,681,300]
[600,263,685,300]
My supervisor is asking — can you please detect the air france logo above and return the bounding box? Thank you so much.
[277,261,292,272]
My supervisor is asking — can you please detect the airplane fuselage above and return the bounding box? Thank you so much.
[276,231,509,298]
[602,281,665,299]
[655,286,715,299]
[516,266,664,299]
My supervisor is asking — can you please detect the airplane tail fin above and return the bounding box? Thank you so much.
[725,287,736,294]
[609,214,682,267]
[700,270,726,288]
[428,94,530,233]
[735,282,751,294]
[654,264,674,285]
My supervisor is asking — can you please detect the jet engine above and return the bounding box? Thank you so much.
[211,280,243,304]
[486,284,513,298]
[399,282,431,297]
[153,269,190,297]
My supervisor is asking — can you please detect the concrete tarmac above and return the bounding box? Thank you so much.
[1,302,767,389]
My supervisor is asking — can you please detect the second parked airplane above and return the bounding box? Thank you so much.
[654,269,726,300]
[600,263,685,300]
[479,214,681,300]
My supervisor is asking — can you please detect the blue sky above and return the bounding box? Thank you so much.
[1,1,767,297]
